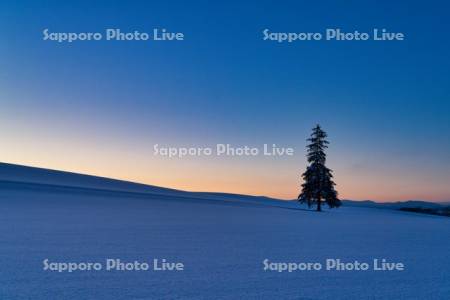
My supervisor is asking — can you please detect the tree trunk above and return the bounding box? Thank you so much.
[317,196,322,212]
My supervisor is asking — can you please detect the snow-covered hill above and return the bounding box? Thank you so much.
[0,163,449,299]
[0,163,294,208]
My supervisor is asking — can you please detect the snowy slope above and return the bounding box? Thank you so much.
[0,163,293,208]
[0,163,449,299]
[0,162,189,195]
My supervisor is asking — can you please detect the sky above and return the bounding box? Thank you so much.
[1,0,449,201]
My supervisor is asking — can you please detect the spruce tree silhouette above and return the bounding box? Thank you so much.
[298,125,341,211]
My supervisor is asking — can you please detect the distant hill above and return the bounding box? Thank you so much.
[341,199,445,209]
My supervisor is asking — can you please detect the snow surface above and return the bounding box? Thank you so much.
[0,163,449,299]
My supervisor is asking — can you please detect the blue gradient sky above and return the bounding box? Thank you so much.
[1,1,450,201]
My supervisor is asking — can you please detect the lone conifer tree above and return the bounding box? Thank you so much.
[298,125,341,211]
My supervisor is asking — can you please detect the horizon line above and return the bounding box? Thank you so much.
[1,161,448,204]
